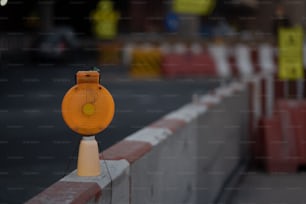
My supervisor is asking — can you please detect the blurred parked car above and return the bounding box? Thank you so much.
[31,27,79,61]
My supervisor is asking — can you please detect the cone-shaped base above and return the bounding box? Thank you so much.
[77,136,101,176]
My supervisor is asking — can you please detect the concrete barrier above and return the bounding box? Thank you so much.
[26,80,250,204]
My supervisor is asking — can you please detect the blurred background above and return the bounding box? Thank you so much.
[1,0,306,203]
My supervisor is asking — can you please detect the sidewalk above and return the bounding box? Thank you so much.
[229,172,306,204]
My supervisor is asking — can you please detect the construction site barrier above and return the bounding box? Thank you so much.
[123,42,277,78]
[27,80,250,204]
[98,41,121,65]
[130,46,162,78]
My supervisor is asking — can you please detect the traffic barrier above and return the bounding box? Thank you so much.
[159,42,172,54]
[98,42,121,65]
[161,53,186,77]
[159,42,187,77]
[250,47,260,73]
[245,75,264,165]
[161,51,216,77]
[130,47,162,78]
[275,100,299,171]
[260,100,299,173]
[254,84,306,172]
[291,101,306,164]
[260,115,297,172]
[276,100,306,165]
[123,42,278,78]
[191,52,217,76]
[122,43,135,66]
[258,43,276,73]
[208,44,231,78]
[274,77,306,99]
[243,73,275,166]
[27,80,249,204]
[250,73,306,169]
[234,44,254,77]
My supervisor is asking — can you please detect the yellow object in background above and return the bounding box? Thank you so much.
[130,48,162,78]
[278,26,304,80]
[173,0,215,15]
[91,0,119,39]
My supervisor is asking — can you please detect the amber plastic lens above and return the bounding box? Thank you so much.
[82,103,96,116]
[61,71,115,136]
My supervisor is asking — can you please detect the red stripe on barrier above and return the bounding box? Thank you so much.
[162,53,217,77]
[199,101,215,108]
[228,54,239,77]
[291,102,306,164]
[191,53,217,76]
[100,140,152,164]
[26,181,101,204]
[251,48,260,73]
[161,54,185,77]
[262,100,299,173]
[260,77,267,116]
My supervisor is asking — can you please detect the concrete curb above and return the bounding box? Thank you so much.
[26,181,101,204]
[100,141,152,164]
[125,127,171,146]
[27,77,254,204]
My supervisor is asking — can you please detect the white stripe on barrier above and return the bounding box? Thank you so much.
[235,44,253,77]
[230,82,246,92]
[215,86,234,97]
[61,160,129,188]
[160,43,172,54]
[164,103,207,122]
[125,127,171,146]
[122,43,135,66]
[259,43,275,73]
[265,74,274,117]
[208,44,231,78]
[190,42,203,55]
[199,94,221,105]
[173,42,188,54]
[183,103,207,115]
[250,75,262,126]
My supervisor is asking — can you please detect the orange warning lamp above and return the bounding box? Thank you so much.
[62,70,115,176]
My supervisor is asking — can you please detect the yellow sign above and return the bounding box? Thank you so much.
[91,0,119,39]
[173,0,215,15]
[278,26,304,80]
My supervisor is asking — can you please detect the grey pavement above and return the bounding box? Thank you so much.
[229,172,306,204]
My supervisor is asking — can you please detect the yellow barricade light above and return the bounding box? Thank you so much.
[62,70,115,176]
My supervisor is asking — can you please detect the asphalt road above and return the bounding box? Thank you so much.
[0,60,220,203]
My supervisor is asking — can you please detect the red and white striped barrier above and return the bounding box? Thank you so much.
[27,80,250,204]
[123,42,278,78]
[208,44,231,78]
